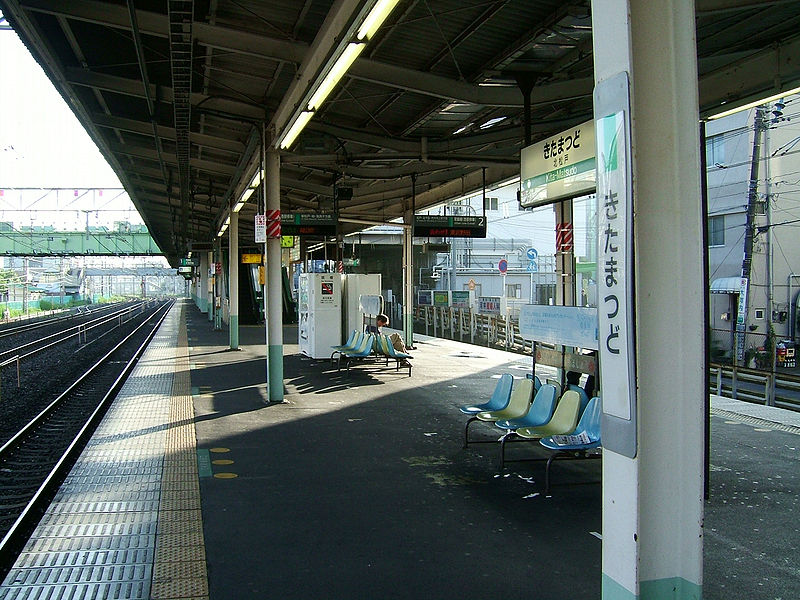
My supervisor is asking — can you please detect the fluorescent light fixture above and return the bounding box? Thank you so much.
[357,0,400,41]
[707,85,800,120]
[307,43,365,111]
[234,169,263,212]
[248,169,263,188]
[480,116,507,129]
[280,111,315,149]
[217,216,231,237]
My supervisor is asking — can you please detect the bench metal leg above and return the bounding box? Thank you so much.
[463,416,478,448]
[544,452,561,494]
[499,430,517,470]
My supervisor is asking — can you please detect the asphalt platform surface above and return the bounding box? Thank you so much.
[185,307,798,600]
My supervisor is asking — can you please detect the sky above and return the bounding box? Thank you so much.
[0,26,155,234]
[0,27,122,188]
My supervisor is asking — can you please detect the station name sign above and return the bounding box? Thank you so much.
[413,215,486,238]
[520,119,596,209]
[280,212,338,236]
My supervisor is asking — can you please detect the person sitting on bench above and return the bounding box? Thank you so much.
[367,314,411,365]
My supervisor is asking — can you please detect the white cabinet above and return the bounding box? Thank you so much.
[298,273,342,359]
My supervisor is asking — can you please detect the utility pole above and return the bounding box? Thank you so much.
[735,106,766,363]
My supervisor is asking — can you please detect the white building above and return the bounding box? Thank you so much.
[707,94,800,362]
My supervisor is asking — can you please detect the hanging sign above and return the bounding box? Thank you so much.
[520,119,596,208]
[281,212,338,236]
[413,215,486,238]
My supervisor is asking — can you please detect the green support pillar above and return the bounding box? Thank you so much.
[266,149,283,401]
[229,210,239,349]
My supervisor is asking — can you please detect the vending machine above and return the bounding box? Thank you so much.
[298,273,342,359]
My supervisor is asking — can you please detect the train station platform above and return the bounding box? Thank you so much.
[0,298,798,599]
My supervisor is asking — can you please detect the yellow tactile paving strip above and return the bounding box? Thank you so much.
[151,303,209,600]
[0,300,209,600]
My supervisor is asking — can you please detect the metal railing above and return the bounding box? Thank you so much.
[414,307,800,412]
[414,305,533,355]
[709,362,800,411]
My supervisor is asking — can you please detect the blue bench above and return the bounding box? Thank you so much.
[539,396,602,493]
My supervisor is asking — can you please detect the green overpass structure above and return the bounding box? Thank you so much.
[0,228,162,256]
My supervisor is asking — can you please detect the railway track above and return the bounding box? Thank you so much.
[0,302,145,360]
[0,299,173,577]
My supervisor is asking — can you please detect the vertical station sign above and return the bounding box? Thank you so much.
[595,71,637,458]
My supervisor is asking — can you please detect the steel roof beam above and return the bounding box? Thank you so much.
[92,113,245,154]
[63,68,266,122]
[19,0,306,63]
[105,142,238,176]
[24,0,593,109]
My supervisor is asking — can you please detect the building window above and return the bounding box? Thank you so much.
[536,284,556,306]
[708,215,725,247]
[706,134,725,166]
[506,283,521,298]
[754,308,765,320]
[483,197,498,211]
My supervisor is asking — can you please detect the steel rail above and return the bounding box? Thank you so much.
[0,301,149,362]
[0,302,125,341]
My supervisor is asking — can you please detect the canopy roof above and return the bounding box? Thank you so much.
[2,0,799,265]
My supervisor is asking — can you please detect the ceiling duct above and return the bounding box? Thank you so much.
[168,0,194,249]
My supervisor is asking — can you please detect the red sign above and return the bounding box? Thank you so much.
[556,223,574,252]
[266,220,281,238]
[498,258,508,274]
[215,262,222,274]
